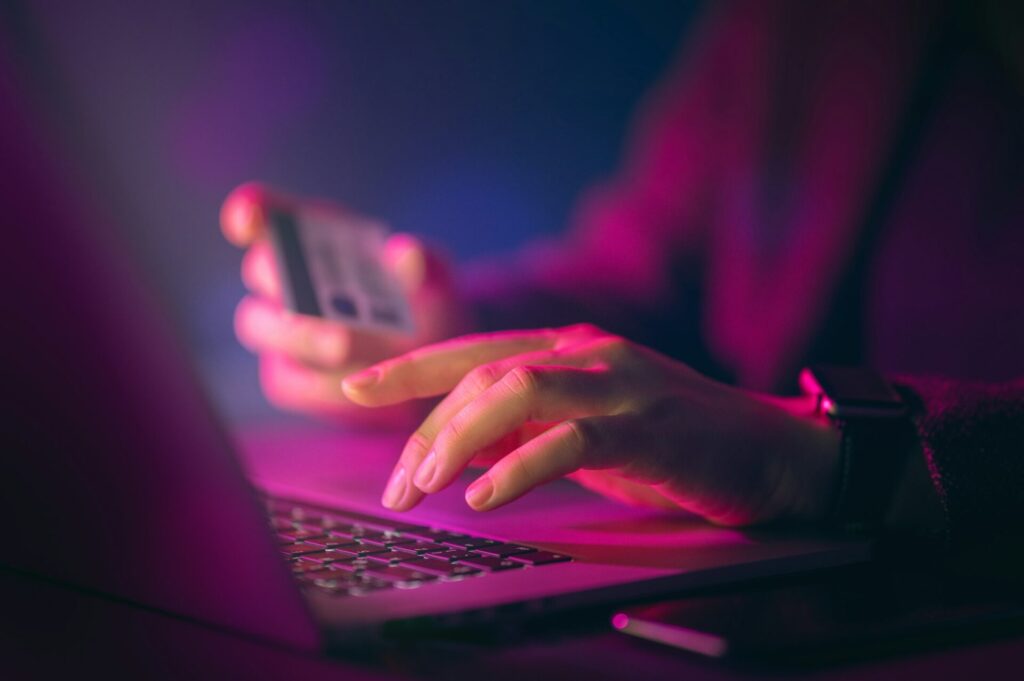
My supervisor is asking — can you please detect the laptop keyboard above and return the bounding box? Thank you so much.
[266,498,571,598]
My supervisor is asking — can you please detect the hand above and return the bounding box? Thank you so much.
[342,324,841,526]
[221,183,469,425]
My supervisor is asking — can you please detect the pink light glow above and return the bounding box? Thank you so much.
[611,612,630,630]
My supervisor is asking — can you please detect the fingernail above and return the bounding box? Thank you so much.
[381,466,408,509]
[413,450,437,490]
[344,368,379,391]
[465,476,494,510]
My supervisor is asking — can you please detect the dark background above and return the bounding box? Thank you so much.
[10,0,699,420]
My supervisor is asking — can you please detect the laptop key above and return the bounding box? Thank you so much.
[509,551,572,566]
[385,523,434,535]
[364,550,420,565]
[269,500,386,533]
[473,543,537,558]
[271,497,573,597]
[346,578,393,597]
[317,511,409,534]
[292,556,337,572]
[296,564,345,580]
[440,535,499,550]
[359,563,438,584]
[307,569,361,588]
[299,551,358,565]
[358,535,416,549]
[400,528,454,543]
[430,550,479,563]
[327,557,373,573]
[303,534,357,548]
[455,555,525,571]
[401,557,482,579]
[281,542,329,557]
[278,530,328,543]
[393,541,450,556]
[325,545,391,559]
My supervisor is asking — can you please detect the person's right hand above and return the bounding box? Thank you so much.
[220,183,470,426]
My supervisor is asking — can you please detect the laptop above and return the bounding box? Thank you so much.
[0,47,865,654]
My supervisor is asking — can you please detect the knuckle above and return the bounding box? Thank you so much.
[596,335,632,359]
[403,431,433,460]
[465,363,503,394]
[562,322,602,338]
[503,365,540,399]
[437,414,470,451]
[564,418,598,454]
[507,450,538,485]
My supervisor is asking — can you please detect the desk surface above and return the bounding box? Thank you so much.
[4,567,1023,681]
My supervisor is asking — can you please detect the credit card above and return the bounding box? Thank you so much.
[265,207,415,336]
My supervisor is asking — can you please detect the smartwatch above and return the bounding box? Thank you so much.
[799,366,916,534]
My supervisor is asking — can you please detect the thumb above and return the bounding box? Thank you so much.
[383,232,452,294]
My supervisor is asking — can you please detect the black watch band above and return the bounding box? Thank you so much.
[828,414,918,534]
[800,366,916,534]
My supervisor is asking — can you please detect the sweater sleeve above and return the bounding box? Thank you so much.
[894,376,1024,551]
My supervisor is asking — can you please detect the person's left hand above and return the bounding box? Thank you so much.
[342,324,840,527]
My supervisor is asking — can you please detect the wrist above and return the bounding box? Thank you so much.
[751,393,842,524]
[780,397,843,523]
[797,367,916,534]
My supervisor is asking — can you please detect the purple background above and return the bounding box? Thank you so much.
[13,1,698,419]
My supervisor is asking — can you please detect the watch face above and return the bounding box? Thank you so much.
[803,366,905,418]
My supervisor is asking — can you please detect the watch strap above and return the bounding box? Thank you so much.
[828,412,917,534]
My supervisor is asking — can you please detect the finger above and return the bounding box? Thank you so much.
[415,366,625,494]
[220,182,282,247]
[241,239,282,302]
[379,347,596,511]
[235,296,353,369]
[401,335,621,464]
[383,232,427,292]
[470,422,555,467]
[380,338,620,510]
[384,232,457,294]
[465,416,630,511]
[259,352,418,427]
[343,324,600,406]
[259,352,354,415]
[343,329,558,405]
[380,420,551,512]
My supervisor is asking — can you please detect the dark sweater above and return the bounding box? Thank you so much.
[467,1,1024,549]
